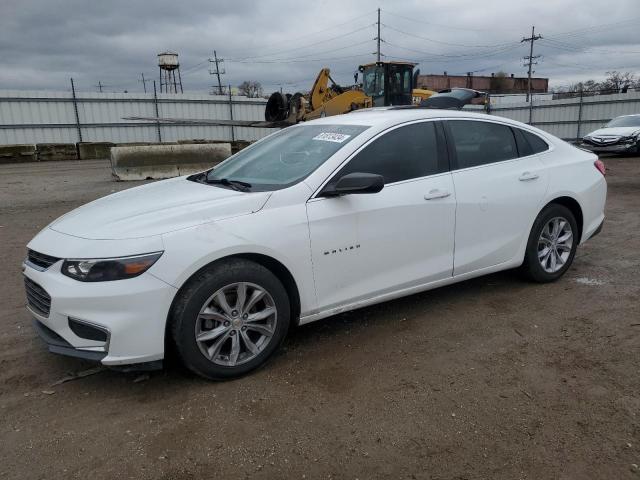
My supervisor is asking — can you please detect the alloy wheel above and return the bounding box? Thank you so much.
[195,282,277,366]
[537,216,573,273]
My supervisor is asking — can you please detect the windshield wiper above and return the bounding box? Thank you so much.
[205,177,252,192]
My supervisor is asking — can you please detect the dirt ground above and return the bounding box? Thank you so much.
[0,157,639,480]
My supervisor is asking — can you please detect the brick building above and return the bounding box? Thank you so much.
[416,72,549,94]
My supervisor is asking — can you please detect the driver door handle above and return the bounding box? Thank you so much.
[519,172,539,181]
[424,189,451,200]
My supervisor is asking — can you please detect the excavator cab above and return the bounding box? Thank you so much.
[359,61,416,107]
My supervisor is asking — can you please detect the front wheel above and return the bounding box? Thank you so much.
[170,259,290,380]
[521,204,578,283]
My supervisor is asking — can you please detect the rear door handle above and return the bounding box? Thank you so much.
[424,189,451,200]
[519,172,539,181]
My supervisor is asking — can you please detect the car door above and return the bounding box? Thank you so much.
[444,119,550,276]
[306,120,456,312]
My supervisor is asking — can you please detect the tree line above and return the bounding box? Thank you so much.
[553,71,639,96]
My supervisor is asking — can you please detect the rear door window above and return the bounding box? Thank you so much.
[447,120,518,169]
[522,130,549,154]
[510,127,551,158]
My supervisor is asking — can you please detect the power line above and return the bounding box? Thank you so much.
[545,17,640,40]
[383,40,521,60]
[539,38,640,55]
[543,57,640,72]
[226,40,374,64]
[383,9,523,32]
[182,36,374,73]
[221,10,378,57]
[181,60,210,75]
[382,23,519,49]
[522,26,543,102]
[227,24,375,61]
[228,52,372,65]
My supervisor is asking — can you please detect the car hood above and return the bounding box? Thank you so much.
[49,177,272,240]
[585,126,640,138]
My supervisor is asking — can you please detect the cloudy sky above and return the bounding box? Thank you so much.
[1,0,639,94]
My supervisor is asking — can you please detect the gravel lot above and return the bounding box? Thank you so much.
[0,157,639,480]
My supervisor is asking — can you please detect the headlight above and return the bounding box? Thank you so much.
[61,252,163,282]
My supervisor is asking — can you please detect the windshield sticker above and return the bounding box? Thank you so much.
[312,132,351,143]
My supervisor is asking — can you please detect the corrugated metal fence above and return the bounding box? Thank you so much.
[485,91,640,140]
[0,89,271,145]
[1,89,639,145]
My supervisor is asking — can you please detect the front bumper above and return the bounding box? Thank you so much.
[32,319,108,362]
[24,260,178,366]
[580,142,636,153]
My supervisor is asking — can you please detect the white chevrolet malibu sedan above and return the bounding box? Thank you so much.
[24,109,607,380]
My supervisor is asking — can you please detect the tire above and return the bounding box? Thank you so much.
[521,204,579,283]
[170,259,290,380]
[264,92,289,122]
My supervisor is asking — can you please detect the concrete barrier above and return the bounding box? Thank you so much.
[177,139,251,154]
[78,142,114,160]
[0,144,37,164]
[231,140,251,154]
[36,143,78,161]
[0,140,248,165]
[110,143,232,181]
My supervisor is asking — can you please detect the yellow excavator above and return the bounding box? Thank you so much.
[264,61,436,124]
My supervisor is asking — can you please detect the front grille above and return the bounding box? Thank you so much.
[24,277,51,317]
[27,249,60,270]
[584,136,620,146]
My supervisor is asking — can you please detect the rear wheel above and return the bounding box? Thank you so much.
[521,204,578,283]
[171,259,290,380]
[265,92,289,122]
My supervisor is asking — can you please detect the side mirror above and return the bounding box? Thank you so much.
[322,172,384,197]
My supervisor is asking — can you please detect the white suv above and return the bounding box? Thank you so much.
[24,109,607,379]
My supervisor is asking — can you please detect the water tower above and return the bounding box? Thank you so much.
[158,51,183,93]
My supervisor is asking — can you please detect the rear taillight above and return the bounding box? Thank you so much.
[594,159,606,176]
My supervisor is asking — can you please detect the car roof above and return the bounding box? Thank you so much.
[306,108,512,128]
[299,107,559,144]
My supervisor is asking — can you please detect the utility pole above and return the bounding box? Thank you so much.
[96,81,103,93]
[209,50,225,95]
[228,85,235,142]
[375,8,381,62]
[138,73,150,93]
[522,26,542,102]
[70,78,83,142]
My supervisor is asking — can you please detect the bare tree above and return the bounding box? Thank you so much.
[489,71,509,92]
[554,78,611,98]
[600,71,636,93]
[572,80,600,92]
[238,81,263,98]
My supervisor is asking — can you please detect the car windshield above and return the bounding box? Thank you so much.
[605,116,640,128]
[204,124,369,191]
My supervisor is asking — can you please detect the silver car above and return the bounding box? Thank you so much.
[582,114,640,154]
